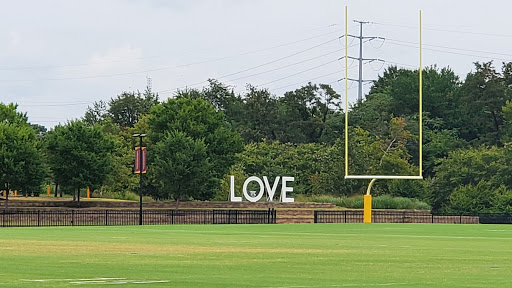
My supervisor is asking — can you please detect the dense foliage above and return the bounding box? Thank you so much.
[4,60,512,213]
[0,104,45,201]
[46,121,114,200]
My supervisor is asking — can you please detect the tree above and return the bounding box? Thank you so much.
[422,129,465,177]
[279,83,326,143]
[0,103,45,205]
[349,92,393,137]
[83,100,108,126]
[449,181,495,214]
[432,146,506,212]
[457,62,510,146]
[152,131,214,205]
[238,85,282,143]
[108,88,159,128]
[369,66,460,126]
[148,97,243,200]
[502,100,512,144]
[30,123,48,137]
[46,121,114,201]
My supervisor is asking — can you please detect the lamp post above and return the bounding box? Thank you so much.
[133,133,147,225]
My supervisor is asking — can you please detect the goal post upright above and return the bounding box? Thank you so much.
[343,8,423,223]
[344,5,349,178]
[419,10,423,178]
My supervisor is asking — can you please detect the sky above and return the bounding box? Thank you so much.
[1,0,511,128]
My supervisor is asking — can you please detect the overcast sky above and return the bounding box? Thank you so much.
[1,0,511,128]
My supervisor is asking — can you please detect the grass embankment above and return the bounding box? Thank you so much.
[0,224,511,287]
[298,194,431,210]
[8,196,132,202]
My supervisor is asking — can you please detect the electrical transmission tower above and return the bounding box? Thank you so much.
[146,76,153,90]
[342,20,384,102]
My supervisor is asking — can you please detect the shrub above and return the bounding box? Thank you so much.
[306,194,430,210]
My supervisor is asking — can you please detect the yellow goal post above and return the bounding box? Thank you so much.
[343,7,423,222]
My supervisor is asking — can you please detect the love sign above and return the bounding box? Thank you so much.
[230,176,294,203]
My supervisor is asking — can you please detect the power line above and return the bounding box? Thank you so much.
[0,30,343,72]
[3,37,338,83]
[0,33,344,83]
[256,58,342,87]
[386,41,512,62]
[158,37,343,94]
[373,21,512,38]
[226,49,344,83]
[227,41,361,84]
[267,70,344,93]
[386,38,512,58]
[18,102,92,107]
[251,58,374,92]
[383,60,417,69]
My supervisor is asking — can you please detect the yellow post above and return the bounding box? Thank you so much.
[364,179,376,223]
[47,185,50,197]
[2,190,5,198]
[87,187,90,199]
[419,10,423,178]
[364,195,372,223]
[344,5,349,177]
[14,190,17,197]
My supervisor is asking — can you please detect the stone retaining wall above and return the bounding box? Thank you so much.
[6,200,336,210]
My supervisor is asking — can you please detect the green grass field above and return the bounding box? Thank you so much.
[1,224,511,287]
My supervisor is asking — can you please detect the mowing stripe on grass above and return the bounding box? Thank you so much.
[2,224,512,288]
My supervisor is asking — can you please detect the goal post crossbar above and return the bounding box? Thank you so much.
[345,175,423,180]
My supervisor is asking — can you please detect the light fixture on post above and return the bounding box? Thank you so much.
[132,133,147,225]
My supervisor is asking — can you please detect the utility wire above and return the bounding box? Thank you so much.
[19,102,93,107]
[158,37,343,93]
[227,41,361,83]
[256,59,342,87]
[268,70,344,93]
[255,58,375,89]
[386,38,512,58]
[2,36,339,83]
[227,48,345,83]
[373,22,512,38]
[0,30,343,72]
[386,41,512,62]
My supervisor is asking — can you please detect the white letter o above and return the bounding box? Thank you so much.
[243,176,264,202]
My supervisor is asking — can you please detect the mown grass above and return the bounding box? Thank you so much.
[0,224,511,287]
[303,194,431,210]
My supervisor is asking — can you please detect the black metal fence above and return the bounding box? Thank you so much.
[0,209,276,227]
[478,213,512,224]
[313,210,510,224]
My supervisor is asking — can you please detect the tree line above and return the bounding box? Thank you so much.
[2,61,512,213]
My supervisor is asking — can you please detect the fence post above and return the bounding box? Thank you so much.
[105,210,108,226]
[171,210,174,225]
[344,210,347,223]
[431,214,434,224]
[37,210,40,227]
[313,211,317,223]
[2,210,4,227]
[212,210,216,224]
